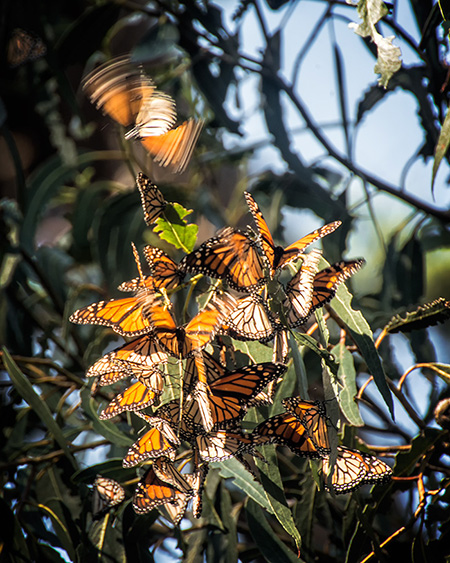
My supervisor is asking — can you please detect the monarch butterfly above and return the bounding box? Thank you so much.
[123,427,177,468]
[244,191,342,277]
[7,28,46,67]
[321,446,392,494]
[252,413,324,459]
[281,397,330,456]
[196,430,257,462]
[308,260,366,314]
[182,354,286,431]
[69,290,154,337]
[186,463,209,520]
[221,294,276,342]
[179,227,266,292]
[132,462,193,516]
[134,412,181,446]
[99,381,161,420]
[136,172,167,225]
[93,476,125,516]
[282,249,322,327]
[82,56,202,173]
[119,245,184,291]
[98,364,164,393]
[86,336,168,380]
[144,292,236,358]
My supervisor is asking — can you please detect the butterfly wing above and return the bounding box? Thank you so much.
[99,381,159,420]
[133,467,189,515]
[123,427,177,468]
[283,249,322,327]
[322,446,368,494]
[244,191,276,268]
[180,227,266,292]
[82,55,155,127]
[360,452,393,485]
[253,413,323,459]
[310,259,365,313]
[8,28,46,67]
[196,430,255,462]
[223,294,275,342]
[136,173,167,226]
[69,293,154,337]
[281,398,330,456]
[140,119,203,173]
[143,245,185,289]
[93,476,125,516]
[128,91,176,138]
[145,301,179,356]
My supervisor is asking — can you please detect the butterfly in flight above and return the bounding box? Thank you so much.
[321,446,392,494]
[82,55,202,173]
[244,192,341,277]
[179,227,267,292]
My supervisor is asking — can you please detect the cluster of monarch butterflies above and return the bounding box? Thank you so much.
[72,60,392,520]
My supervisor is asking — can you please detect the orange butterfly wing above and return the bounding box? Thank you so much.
[136,173,167,226]
[282,398,330,455]
[140,119,203,173]
[133,466,190,515]
[310,259,365,312]
[123,427,176,468]
[99,381,159,420]
[69,293,153,337]
[143,245,185,289]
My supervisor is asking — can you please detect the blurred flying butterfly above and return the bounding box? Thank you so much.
[93,476,125,517]
[82,55,202,173]
[179,227,266,292]
[281,397,330,456]
[7,28,46,67]
[244,192,341,277]
[252,412,325,459]
[144,292,237,358]
[99,381,161,420]
[321,446,392,494]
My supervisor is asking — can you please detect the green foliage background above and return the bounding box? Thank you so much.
[2,0,450,561]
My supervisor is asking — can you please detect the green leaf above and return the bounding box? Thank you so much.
[432,104,450,197]
[291,332,339,375]
[349,0,402,87]
[153,203,198,252]
[2,348,77,468]
[253,443,302,552]
[246,499,303,563]
[80,387,134,447]
[331,342,364,426]
[385,298,450,334]
[330,284,394,419]
[211,457,274,514]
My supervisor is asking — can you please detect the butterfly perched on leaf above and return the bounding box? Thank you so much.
[179,227,266,292]
[82,55,202,173]
[144,292,237,358]
[252,412,326,459]
[136,172,167,225]
[7,28,46,67]
[283,256,365,328]
[321,446,392,494]
[244,191,342,277]
[92,476,125,517]
[282,397,330,456]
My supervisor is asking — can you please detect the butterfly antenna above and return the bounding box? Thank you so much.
[131,242,145,286]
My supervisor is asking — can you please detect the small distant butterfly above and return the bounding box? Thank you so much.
[7,28,46,67]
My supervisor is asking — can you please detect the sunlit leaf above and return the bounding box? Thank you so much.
[153,202,198,252]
